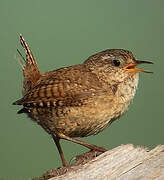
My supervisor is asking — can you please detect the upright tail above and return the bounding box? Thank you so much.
[17,35,41,95]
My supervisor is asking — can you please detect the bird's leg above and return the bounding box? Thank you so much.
[52,135,67,166]
[58,133,107,152]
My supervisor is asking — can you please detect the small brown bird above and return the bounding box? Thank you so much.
[13,35,153,166]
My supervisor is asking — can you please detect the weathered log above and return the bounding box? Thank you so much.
[34,144,164,180]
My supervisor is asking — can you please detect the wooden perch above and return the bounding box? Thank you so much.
[34,144,164,180]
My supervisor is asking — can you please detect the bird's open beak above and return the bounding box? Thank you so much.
[124,60,153,73]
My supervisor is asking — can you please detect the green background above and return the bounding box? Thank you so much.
[0,0,163,179]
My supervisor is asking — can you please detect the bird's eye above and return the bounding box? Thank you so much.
[112,59,120,67]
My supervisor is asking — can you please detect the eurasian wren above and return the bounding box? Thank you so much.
[13,35,153,166]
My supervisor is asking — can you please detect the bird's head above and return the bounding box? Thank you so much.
[84,49,153,83]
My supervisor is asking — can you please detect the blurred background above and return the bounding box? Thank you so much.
[0,0,163,179]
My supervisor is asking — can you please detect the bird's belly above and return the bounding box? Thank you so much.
[54,101,130,137]
[27,104,110,137]
[28,98,128,138]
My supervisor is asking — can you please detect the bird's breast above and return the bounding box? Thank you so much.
[110,73,139,119]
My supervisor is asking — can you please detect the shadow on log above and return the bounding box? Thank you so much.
[33,144,164,180]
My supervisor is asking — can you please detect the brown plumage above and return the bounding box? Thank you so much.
[13,35,153,166]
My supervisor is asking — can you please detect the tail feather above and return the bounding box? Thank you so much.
[18,35,41,95]
[20,34,37,68]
